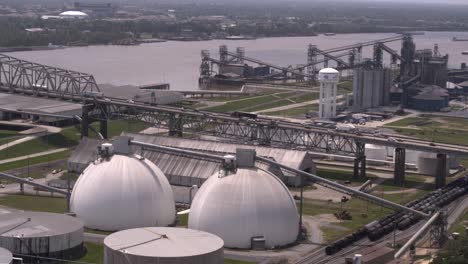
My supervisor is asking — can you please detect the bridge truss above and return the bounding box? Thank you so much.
[0,54,100,98]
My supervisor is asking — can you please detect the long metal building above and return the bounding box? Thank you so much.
[67,134,316,187]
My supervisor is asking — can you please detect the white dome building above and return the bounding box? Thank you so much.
[59,11,89,19]
[70,146,175,231]
[188,167,299,249]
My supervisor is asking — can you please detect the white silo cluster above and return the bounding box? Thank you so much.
[318,68,340,120]
[104,227,224,264]
[70,143,175,231]
[188,150,299,249]
[0,212,84,261]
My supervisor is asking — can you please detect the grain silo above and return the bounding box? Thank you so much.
[70,143,175,231]
[188,150,299,249]
[104,227,224,264]
[0,211,84,262]
[0,247,13,264]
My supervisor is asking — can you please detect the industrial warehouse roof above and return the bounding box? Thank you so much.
[99,84,183,105]
[68,137,104,165]
[126,133,315,172]
[0,93,81,114]
[68,134,314,186]
[412,85,449,100]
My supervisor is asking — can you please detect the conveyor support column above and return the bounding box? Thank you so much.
[168,113,183,137]
[81,104,91,138]
[100,105,108,139]
[353,142,366,179]
[394,147,406,185]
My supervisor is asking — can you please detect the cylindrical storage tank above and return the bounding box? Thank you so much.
[0,212,84,261]
[71,150,175,231]
[188,167,299,249]
[0,247,13,264]
[417,153,449,176]
[393,149,420,165]
[104,227,224,264]
[448,155,459,169]
[365,144,387,161]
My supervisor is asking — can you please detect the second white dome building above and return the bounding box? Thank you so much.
[188,167,299,249]
[70,147,176,231]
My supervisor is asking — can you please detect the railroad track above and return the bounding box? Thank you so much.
[295,178,468,264]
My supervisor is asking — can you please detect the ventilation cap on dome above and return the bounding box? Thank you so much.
[236,148,256,168]
[98,143,114,158]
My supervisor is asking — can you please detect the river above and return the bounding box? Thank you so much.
[6,31,468,91]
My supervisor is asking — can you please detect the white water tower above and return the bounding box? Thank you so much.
[318,68,339,120]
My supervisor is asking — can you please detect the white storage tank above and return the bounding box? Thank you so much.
[365,144,387,161]
[417,153,449,176]
[0,247,13,264]
[70,144,175,231]
[0,212,84,261]
[104,227,224,264]
[188,167,299,249]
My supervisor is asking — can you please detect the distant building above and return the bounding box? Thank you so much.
[407,84,449,111]
[353,68,393,111]
[59,11,89,19]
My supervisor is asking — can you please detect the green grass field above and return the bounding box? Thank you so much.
[0,129,25,147]
[0,150,70,172]
[0,120,150,161]
[204,94,289,113]
[384,116,468,146]
[0,150,71,171]
[264,104,318,117]
[306,189,429,242]
[0,194,67,213]
[303,168,431,242]
[73,242,104,264]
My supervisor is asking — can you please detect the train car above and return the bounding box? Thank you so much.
[231,111,258,119]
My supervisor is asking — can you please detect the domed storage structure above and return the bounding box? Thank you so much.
[0,247,13,264]
[188,167,299,249]
[365,144,387,161]
[71,144,175,231]
[59,11,88,19]
[0,212,84,261]
[104,227,224,264]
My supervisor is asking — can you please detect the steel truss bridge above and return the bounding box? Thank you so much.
[1,54,468,185]
[0,54,100,97]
